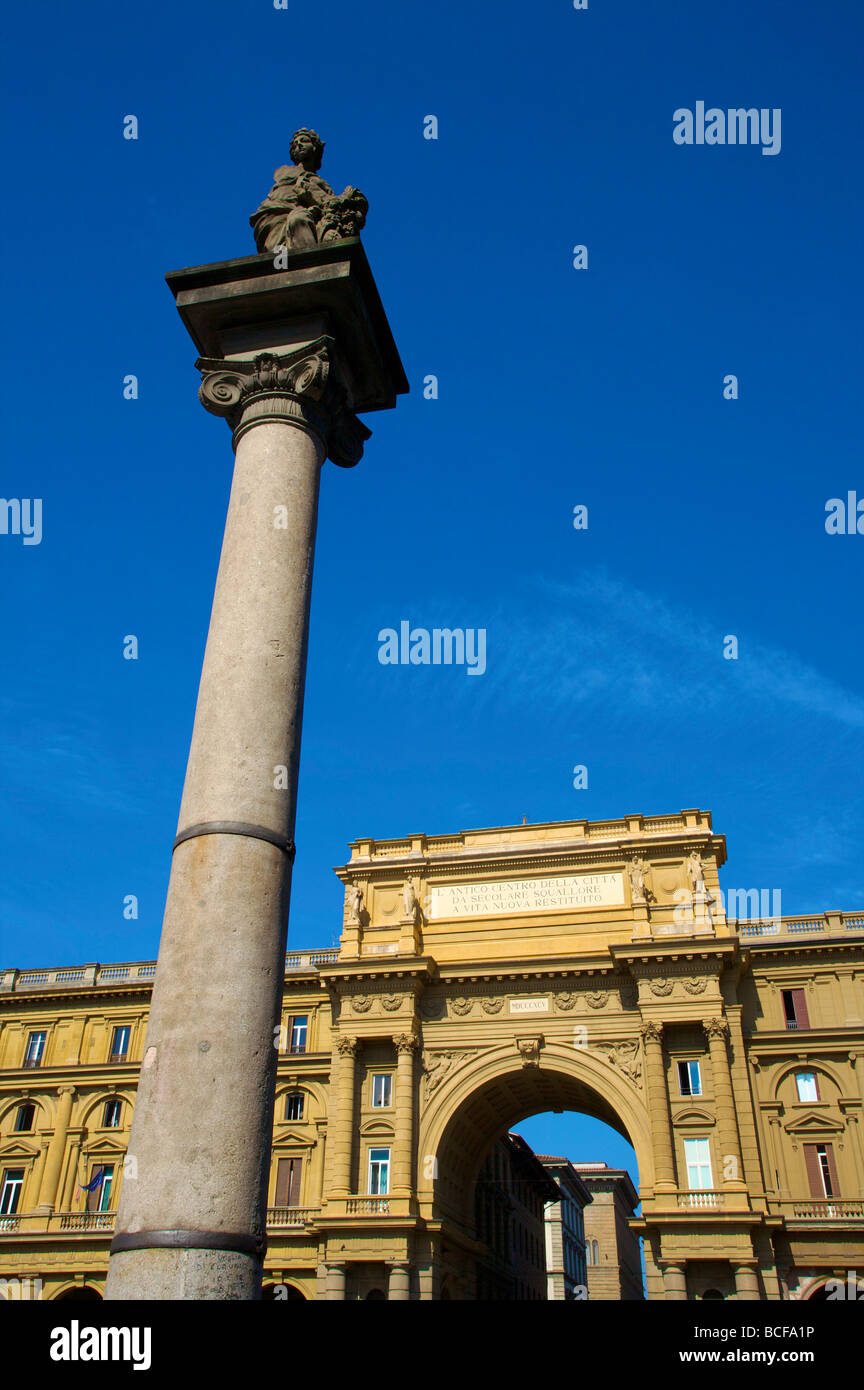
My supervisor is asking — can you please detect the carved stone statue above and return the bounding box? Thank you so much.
[250,128,368,254]
[627,856,649,903]
[687,851,707,893]
[347,884,364,925]
[402,880,417,921]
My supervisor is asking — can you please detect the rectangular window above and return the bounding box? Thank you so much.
[98,1165,115,1212]
[677,1060,702,1097]
[0,1169,25,1216]
[782,989,810,1031]
[284,1092,304,1122]
[371,1073,392,1108]
[289,1016,308,1055]
[110,1026,131,1061]
[86,1164,114,1213]
[14,1104,35,1133]
[683,1138,713,1190]
[274,1157,303,1207]
[804,1143,840,1200]
[24,1031,46,1068]
[368,1147,390,1196]
[103,1100,122,1128]
[795,1072,820,1103]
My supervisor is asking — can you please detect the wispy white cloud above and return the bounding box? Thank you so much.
[480,570,864,731]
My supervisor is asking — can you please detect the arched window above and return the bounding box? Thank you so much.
[284,1091,304,1121]
[794,1071,820,1103]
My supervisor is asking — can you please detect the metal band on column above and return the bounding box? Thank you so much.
[173,821,296,859]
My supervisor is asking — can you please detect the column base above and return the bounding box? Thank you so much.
[105,1247,263,1301]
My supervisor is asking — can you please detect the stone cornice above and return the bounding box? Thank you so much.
[611,940,739,970]
[333,832,726,885]
[316,959,437,992]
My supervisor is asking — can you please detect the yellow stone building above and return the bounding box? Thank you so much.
[1,810,862,1300]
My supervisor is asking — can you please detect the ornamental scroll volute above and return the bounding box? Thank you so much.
[196,338,371,468]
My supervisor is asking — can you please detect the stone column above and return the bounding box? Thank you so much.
[325,1262,347,1301]
[36,1088,75,1213]
[768,1116,789,1198]
[661,1261,688,1300]
[60,1137,82,1211]
[392,1034,419,1198]
[733,1261,761,1300]
[328,1036,360,1198]
[418,1256,440,1301]
[704,1019,746,1191]
[388,1262,411,1300]
[105,241,406,1302]
[641,1023,676,1193]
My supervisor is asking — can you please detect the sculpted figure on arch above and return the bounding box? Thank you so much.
[250,128,369,254]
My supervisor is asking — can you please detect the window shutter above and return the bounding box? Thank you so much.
[86,1167,101,1212]
[792,989,810,1029]
[824,1145,840,1198]
[287,1158,302,1207]
[803,1145,823,1198]
[274,1158,290,1207]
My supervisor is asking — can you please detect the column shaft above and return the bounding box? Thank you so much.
[662,1262,688,1300]
[641,1024,676,1192]
[733,1262,761,1300]
[705,1020,745,1189]
[388,1263,411,1300]
[36,1088,75,1212]
[328,1038,359,1197]
[107,415,325,1301]
[392,1036,417,1197]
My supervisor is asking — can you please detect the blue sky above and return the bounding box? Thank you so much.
[1,0,861,1182]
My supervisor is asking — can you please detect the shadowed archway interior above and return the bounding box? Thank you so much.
[435,1065,637,1231]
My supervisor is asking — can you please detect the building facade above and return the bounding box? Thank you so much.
[537,1155,592,1298]
[1,810,863,1300]
[474,1133,560,1300]
[574,1163,643,1300]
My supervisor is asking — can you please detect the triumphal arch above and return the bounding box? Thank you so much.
[1,809,862,1299]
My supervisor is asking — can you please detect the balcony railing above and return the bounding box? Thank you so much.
[786,1200,864,1221]
[266,1206,318,1228]
[285,950,339,971]
[677,1191,725,1210]
[58,1213,115,1231]
[0,1217,21,1232]
[736,911,864,942]
[345,1198,391,1216]
[3,951,339,994]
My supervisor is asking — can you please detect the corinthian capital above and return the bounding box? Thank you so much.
[336,1034,360,1058]
[196,337,371,467]
[640,1021,663,1045]
[704,1017,730,1043]
[394,1033,419,1055]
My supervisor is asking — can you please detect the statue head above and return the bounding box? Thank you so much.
[290,128,325,171]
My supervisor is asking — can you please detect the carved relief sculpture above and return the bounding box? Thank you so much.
[515,1036,544,1068]
[346,884,364,925]
[628,856,650,903]
[401,880,418,922]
